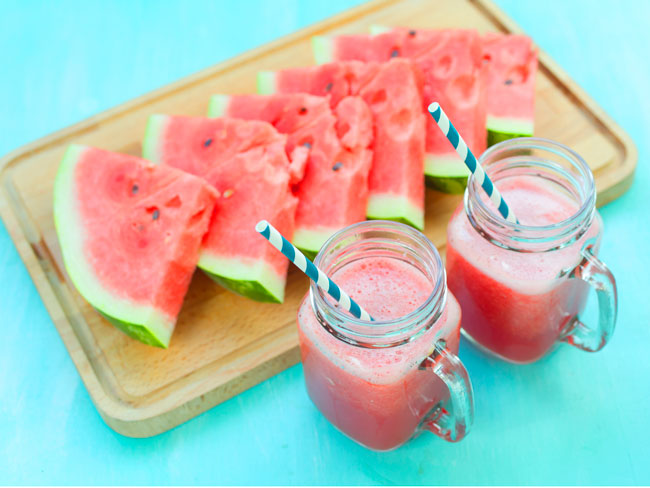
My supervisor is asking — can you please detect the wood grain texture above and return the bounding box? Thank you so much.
[0,0,637,438]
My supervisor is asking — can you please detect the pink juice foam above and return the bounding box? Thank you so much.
[330,258,434,320]
[297,256,461,451]
[446,175,602,363]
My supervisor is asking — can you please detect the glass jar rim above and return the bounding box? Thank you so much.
[310,220,447,347]
[466,137,596,251]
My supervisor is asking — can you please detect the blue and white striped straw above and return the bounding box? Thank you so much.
[255,220,373,321]
[428,102,517,224]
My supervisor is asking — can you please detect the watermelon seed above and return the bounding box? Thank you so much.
[131,184,139,195]
[504,79,514,85]
[325,82,333,92]
[204,138,213,147]
[299,107,308,114]
[332,162,343,171]
[223,189,234,199]
[408,29,416,36]
[390,49,399,58]
[302,142,312,149]
[152,209,160,220]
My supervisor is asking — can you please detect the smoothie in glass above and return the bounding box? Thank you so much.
[447,176,600,363]
[446,138,616,364]
[297,221,472,451]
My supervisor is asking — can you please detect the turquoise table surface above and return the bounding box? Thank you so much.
[1,0,649,484]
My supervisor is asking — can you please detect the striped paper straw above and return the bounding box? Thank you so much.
[428,102,517,224]
[255,220,373,321]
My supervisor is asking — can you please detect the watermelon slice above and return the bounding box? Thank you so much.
[258,59,426,229]
[142,115,299,303]
[53,145,217,348]
[482,33,537,146]
[314,28,487,194]
[208,93,373,257]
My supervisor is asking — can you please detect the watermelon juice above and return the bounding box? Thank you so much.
[446,138,617,363]
[297,221,473,450]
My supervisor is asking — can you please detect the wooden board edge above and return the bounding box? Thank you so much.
[102,345,301,438]
[0,189,125,417]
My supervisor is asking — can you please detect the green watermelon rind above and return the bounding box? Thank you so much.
[292,227,341,261]
[311,36,333,65]
[142,115,288,303]
[424,154,471,194]
[98,311,168,348]
[425,174,469,194]
[53,144,173,348]
[312,27,391,65]
[198,254,285,304]
[366,194,424,230]
[142,114,166,162]
[207,94,230,118]
[257,71,277,95]
[487,116,534,147]
[368,24,391,35]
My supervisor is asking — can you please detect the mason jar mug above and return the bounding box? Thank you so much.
[297,221,474,451]
[446,138,617,364]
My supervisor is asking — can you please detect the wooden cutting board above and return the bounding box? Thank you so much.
[0,0,637,437]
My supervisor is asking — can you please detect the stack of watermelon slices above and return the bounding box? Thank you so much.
[258,58,427,229]
[207,93,373,258]
[311,27,537,193]
[313,28,486,193]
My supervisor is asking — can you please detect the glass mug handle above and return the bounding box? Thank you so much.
[420,339,474,442]
[562,242,618,352]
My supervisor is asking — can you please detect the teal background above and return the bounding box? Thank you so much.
[1,0,649,484]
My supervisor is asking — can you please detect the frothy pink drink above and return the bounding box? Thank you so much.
[298,254,462,450]
[447,175,602,363]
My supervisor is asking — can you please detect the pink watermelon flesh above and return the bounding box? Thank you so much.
[53,145,217,348]
[482,33,537,146]
[210,93,373,256]
[268,59,426,229]
[325,28,487,192]
[142,115,298,303]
